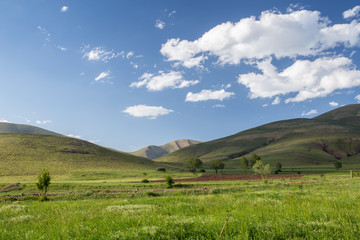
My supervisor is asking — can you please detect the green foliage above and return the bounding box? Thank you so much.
[250,154,261,167]
[38,195,49,201]
[240,156,249,174]
[165,176,174,188]
[184,157,203,173]
[36,169,51,195]
[156,168,166,172]
[334,161,342,170]
[275,162,282,172]
[141,179,150,183]
[211,160,225,174]
[252,160,271,177]
[145,191,159,197]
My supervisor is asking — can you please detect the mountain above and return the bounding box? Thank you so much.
[0,124,163,180]
[0,122,61,135]
[131,139,201,159]
[155,104,360,169]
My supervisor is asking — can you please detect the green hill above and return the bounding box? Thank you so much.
[131,139,201,159]
[155,104,360,170]
[0,122,61,135]
[0,133,162,182]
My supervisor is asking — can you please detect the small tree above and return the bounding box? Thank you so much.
[334,161,342,170]
[275,162,282,172]
[184,157,203,173]
[252,160,271,178]
[165,176,174,188]
[36,169,51,196]
[211,160,225,174]
[249,154,260,168]
[240,156,249,174]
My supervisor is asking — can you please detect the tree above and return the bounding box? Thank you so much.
[184,157,203,173]
[334,161,342,170]
[240,156,249,174]
[36,169,51,196]
[249,154,260,168]
[211,160,225,174]
[252,160,271,178]
[275,162,282,172]
[165,176,174,188]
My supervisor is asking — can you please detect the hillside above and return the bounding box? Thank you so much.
[155,104,360,169]
[0,122,61,135]
[0,133,162,181]
[131,139,201,159]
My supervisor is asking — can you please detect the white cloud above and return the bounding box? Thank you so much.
[36,120,52,125]
[343,6,360,19]
[329,101,339,107]
[355,95,360,102]
[0,118,10,123]
[185,89,235,102]
[56,45,67,51]
[212,104,225,108]
[67,134,81,139]
[160,9,360,68]
[130,71,198,91]
[301,109,318,116]
[94,71,112,83]
[272,96,281,105]
[37,26,51,42]
[262,103,268,107]
[123,105,174,119]
[237,57,360,103]
[82,46,120,62]
[61,6,69,12]
[126,51,134,59]
[155,20,166,29]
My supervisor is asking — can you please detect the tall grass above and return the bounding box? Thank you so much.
[1,175,359,239]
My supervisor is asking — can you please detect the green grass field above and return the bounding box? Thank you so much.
[1,173,360,239]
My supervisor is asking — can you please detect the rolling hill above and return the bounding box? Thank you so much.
[155,104,360,169]
[0,122,61,135]
[131,139,201,159]
[0,124,164,181]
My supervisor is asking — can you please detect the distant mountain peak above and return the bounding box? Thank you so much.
[131,139,201,159]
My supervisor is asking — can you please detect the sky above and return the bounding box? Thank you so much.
[1,0,360,152]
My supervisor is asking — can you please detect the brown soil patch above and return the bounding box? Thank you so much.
[150,174,304,183]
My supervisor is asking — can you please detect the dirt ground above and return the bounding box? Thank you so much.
[150,174,304,183]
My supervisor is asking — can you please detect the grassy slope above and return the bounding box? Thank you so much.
[0,134,164,182]
[0,122,61,135]
[155,104,360,169]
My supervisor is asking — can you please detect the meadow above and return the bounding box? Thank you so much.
[1,173,359,239]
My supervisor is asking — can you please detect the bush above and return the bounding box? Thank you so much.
[145,191,159,197]
[141,179,150,183]
[200,169,206,173]
[156,168,166,172]
[38,195,49,202]
[165,176,174,188]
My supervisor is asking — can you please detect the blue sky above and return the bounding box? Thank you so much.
[1,0,360,152]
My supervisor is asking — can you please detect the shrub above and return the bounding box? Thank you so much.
[38,195,49,202]
[200,169,206,173]
[165,176,174,188]
[156,168,166,172]
[141,179,150,183]
[145,191,159,197]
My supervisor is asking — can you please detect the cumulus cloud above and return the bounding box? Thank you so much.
[329,101,339,107]
[82,46,121,62]
[130,71,198,91]
[61,6,69,12]
[67,134,81,139]
[161,9,360,68]
[237,57,360,103]
[185,89,235,102]
[272,96,281,105]
[94,71,112,83]
[355,95,360,102]
[0,118,10,123]
[301,109,318,116]
[123,105,174,119]
[343,6,360,19]
[155,20,166,29]
[36,120,52,125]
